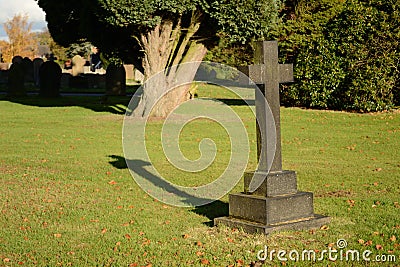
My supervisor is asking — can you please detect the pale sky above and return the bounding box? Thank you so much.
[0,0,47,41]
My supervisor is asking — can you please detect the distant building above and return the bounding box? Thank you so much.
[38,45,51,58]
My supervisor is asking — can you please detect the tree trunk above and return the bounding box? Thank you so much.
[132,11,207,118]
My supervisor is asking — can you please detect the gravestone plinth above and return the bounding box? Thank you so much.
[215,41,329,234]
[243,170,297,196]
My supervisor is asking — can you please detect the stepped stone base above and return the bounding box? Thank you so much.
[214,214,330,235]
[215,170,330,235]
[229,191,314,225]
[244,170,297,196]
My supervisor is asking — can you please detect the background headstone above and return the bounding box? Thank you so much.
[12,56,23,64]
[69,75,89,88]
[7,59,25,97]
[87,73,105,89]
[21,57,34,83]
[106,63,126,96]
[60,73,71,88]
[33,58,44,87]
[0,64,9,86]
[39,61,62,97]
[71,55,85,76]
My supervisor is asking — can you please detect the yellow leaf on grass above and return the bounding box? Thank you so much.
[196,251,204,256]
[236,259,244,266]
[320,225,329,230]
[365,240,373,246]
[200,258,210,265]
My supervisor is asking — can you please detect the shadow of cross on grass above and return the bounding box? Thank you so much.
[108,155,229,225]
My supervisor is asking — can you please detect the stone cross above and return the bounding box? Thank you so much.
[246,41,293,172]
[215,41,330,235]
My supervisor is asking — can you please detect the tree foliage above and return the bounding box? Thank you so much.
[1,14,37,62]
[37,0,281,68]
[278,0,400,111]
[35,29,68,63]
[37,0,282,116]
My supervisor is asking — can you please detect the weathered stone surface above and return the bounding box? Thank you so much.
[215,214,330,235]
[71,55,85,77]
[254,41,290,172]
[244,170,297,197]
[124,64,134,80]
[229,192,314,225]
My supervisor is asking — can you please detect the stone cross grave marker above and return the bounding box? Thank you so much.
[249,41,293,173]
[215,41,330,234]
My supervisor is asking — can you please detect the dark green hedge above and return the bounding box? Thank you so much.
[279,0,400,111]
[207,0,399,111]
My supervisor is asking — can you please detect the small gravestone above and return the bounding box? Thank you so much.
[33,58,44,86]
[21,57,34,83]
[12,56,23,64]
[106,63,126,96]
[71,55,85,76]
[87,73,105,89]
[0,65,9,86]
[60,73,71,88]
[7,57,25,97]
[39,61,62,97]
[215,41,330,234]
[69,75,88,88]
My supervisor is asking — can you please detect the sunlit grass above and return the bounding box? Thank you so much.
[0,85,399,266]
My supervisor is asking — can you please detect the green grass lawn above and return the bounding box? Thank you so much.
[0,85,399,266]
